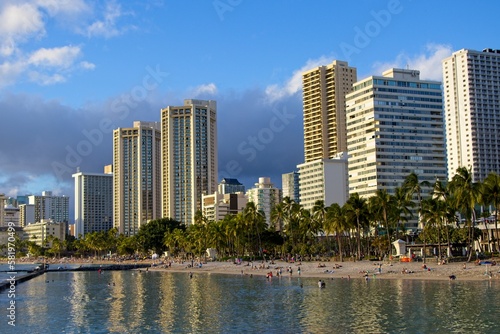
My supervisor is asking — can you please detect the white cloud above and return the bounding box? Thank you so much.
[28,71,66,85]
[371,44,453,81]
[0,2,45,56]
[28,45,82,68]
[265,55,335,103]
[79,60,95,70]
[0,3,45,37]
[0,61,26,88]
[35,0,90,17]
[86,0,125,38]
[191,83,218,97]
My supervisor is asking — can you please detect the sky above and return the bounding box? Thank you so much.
[1,0,500,210]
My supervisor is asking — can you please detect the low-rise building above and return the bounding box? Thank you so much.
[23,220,67,247]
[202,191,247,222]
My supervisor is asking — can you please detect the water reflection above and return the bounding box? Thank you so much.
[1,271,499,334]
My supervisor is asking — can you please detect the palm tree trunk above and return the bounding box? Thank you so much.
[356,217,361,261]
[422,222,427,264]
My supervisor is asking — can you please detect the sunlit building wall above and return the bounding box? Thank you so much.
[161,99,218,225]
[443,48,500,181]
[113,121,161,236]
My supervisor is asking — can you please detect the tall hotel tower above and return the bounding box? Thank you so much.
[299,60,356,209]
[443,48,500,181]
[302,60,357,162]
[73,165,113,238]
[161,99,217,225]
[113,121,161,236]
[346,69,447,228]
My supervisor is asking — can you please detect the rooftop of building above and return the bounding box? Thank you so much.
[219,178,243,185]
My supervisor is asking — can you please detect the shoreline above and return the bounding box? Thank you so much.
[143,259,499,282]
[3,258,499,282]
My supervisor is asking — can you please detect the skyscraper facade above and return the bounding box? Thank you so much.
[161,99,217,225]
[281,171,300,203]
[443,48,500,181]
[302,60,357,162]
[27,191,69,224]
[73,167,113,238]
[346,68,447,228]
[113,121,161,236]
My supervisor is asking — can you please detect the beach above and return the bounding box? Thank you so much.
[143,257,499,281]
[5,256,499,281]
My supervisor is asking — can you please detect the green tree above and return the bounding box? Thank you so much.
[393,187,414,240]
[344,193,368,260]
[449,167,482,262]
[369,189,396,255]
[482,172,500,252]
[402,172,431,262]
[325,203,347,262]
[136,218,184,254]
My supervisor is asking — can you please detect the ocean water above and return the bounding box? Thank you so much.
[1,270,499,333]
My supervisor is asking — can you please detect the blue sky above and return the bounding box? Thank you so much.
[1,0,500,205]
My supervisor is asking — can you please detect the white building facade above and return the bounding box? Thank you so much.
[443,48,500,181]
[246,177,281,227]
[346,68,447,229]
[28,191,69,224]
[297,155,348,211]
[73,168,113,238]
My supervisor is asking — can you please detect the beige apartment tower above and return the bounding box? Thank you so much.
[113,121,161,236]
[161,99,217,225]
[302,60,357,162]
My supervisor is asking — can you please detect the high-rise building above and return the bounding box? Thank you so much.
[3,205,20,227]
[19,204,35,227]
[246,177,281,227]
[27,191,69,224]
[443,48,500,181]
[281,171,300,203]
[73,166,113,238]
[0,194,5,227]
[161,99,218,226]
[218,178,245,194]
[297,154,348,210]
[302,60,357,163]
[346,68,446,228]
[113,121,161,236]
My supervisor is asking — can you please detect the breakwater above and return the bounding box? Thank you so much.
[0,263,151,292]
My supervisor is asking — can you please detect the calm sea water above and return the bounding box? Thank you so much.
[1,269,499,334]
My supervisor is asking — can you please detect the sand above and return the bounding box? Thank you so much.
[7,256,499,281]
[144,258,499,281]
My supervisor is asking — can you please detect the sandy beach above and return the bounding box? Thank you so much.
[142,258,499,282]
[6,256,499,281]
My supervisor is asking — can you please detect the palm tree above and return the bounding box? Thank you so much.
[449,167,481,262]
[271,202,285,234]
[393,187,414,241]
[482,172,500,252]
[431,179,455,257]
[421,198,447,259]
[243,202,266,258]
[369,189,396,256]
[344,193,368,261]
[402,172,431,262]
[325,203,347,262]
